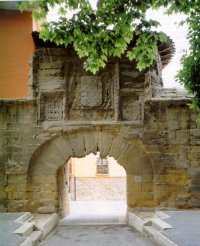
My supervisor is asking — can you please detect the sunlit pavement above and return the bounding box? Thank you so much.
[161,211,200,246]
[41,224,157,246]
[0,213,25,246]
[60,200,127,225]
[41,201,157,246]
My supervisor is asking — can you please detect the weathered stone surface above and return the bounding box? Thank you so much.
[0,47,199,214]
[175,195,190,208]
[80,76,102,108]
[109,135,130,160]
[190,199,200,208]
[83,130,98,155]
[38,205,57,214]
[121,97,142,121]
[96,131,115,158]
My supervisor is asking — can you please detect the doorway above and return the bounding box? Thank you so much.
[58,153,127,224]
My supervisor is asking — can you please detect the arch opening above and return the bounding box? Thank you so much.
[28,130,153,217]
[57,153,127,220]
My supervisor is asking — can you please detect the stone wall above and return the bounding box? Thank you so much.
[0,47,199,215]
[30,48,148,123]
[144,98,200,209]
[0,102,7,211]
[0,99,40,212]
[70,177,126,201]
[0,98,199,213]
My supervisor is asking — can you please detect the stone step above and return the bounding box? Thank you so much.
[155,211,170,220]
[151,218,173,231]
[34,213,59,239]
[19,231,42,246]
[20,238,32,246]
[158,89,190,99]
[29,231,42,245]
[127,211,145,232]
[15,212,33,223]
[143,226,177,246]
[14,222,34,237]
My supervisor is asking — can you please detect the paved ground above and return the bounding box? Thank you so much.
[42,224,157,246]
[0,212,25,246]
[2,202,200,246]
[59,200,127,225]
[42,201,157,246]
[161,211,200,246]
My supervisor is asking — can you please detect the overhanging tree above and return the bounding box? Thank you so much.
[19,0,200,114]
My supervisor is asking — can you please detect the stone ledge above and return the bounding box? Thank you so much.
[14,222,34,237]
[151,218,173,231]
[41,120,144,127]
[149,98,191,102]
[0,98,35,103]
[15,212,33,223]
[33,213,59,239]
[144,226,177,246]
[127,211,176,246]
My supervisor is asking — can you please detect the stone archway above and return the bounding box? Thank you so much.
[28,130,153,216]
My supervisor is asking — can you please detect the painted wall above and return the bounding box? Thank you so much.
[0,9,35,98]
[70,153,126,178]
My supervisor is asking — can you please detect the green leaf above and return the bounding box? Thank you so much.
[16,0,200,114]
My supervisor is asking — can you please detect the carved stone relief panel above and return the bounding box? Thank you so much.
[40,91,65,121]
[80,76,102,108]
[121,97,142,121]
[67,62,115,120]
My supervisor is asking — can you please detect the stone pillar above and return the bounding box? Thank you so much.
[58,164,69,218]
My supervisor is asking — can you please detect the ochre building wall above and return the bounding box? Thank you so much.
[70,154,126,177]
[0,9,35,98]
[69,154,126,200]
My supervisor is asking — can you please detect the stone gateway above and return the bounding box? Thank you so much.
[0,40,199,217]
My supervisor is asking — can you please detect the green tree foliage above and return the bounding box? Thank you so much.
[176,13,200,114]
[18,0,200,111]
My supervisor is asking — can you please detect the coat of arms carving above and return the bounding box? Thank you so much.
[80,76,102,108]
